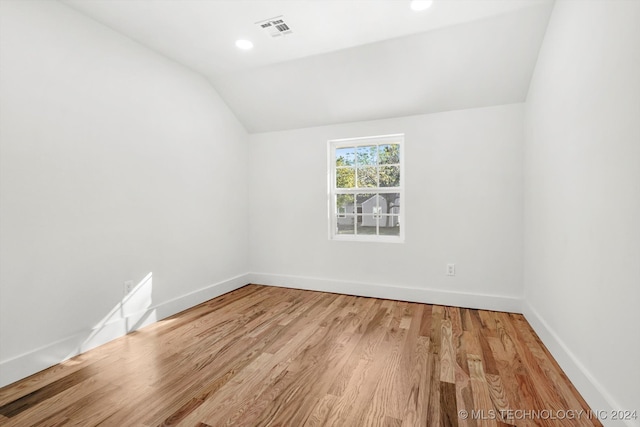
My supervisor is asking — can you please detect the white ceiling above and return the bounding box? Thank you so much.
[61,0,555,133]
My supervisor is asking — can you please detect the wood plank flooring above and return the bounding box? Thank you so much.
[0,285,602,426]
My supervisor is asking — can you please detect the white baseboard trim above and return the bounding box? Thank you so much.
[522,302,638,427]
[0,273,250,388]
[248,272,522,313]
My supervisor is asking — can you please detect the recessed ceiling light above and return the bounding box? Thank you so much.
[410,0,433,11]
[235,39,253,50]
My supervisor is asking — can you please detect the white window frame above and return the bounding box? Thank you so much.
[328,134,405,243]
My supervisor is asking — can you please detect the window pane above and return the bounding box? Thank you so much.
[358,193,387,215]
[357,216,378,235]
[356,145,377,166]
[385,193,401,215]
[336,147,355,166]
[336,167,355,188]
[336,194,355,215]
[336,215,355,235]
[381,216,400,236]
[379,144,400,164]
[356,193,377,210]
[357,166,377,188]
[379,165,400,187]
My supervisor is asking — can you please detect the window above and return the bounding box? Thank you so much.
[328,134,404,242]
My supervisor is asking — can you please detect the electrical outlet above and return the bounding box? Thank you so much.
[446,264,456,276]
[124,280,134,296]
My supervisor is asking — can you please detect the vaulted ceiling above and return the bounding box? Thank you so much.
[62,0,555,133]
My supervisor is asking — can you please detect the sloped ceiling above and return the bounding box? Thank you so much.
[62,0,555,133]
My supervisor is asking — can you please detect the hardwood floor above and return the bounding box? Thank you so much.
[0,285,601,426]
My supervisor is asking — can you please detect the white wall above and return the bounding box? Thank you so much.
[0,0,249,386]
[524,1,640,425]
[249,104,524,311]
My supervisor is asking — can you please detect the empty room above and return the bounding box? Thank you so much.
[0,0,638,426]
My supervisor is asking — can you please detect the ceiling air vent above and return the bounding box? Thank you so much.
[256,16,292,37]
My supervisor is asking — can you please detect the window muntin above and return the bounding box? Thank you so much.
[329,134,404,242]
